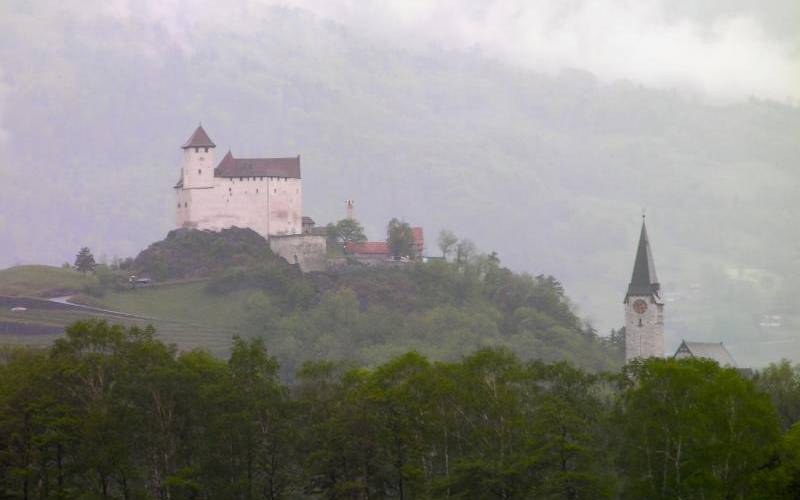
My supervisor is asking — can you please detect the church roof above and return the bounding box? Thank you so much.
[215,150,301,179]
[626,219,660,299]
[182,125,216,149]
[674,340,738,367]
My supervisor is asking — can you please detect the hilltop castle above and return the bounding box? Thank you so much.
[174,125,326,271]
[175,125,302,237]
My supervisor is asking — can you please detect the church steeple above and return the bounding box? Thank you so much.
[623,216,665,361]
[625,217,660,301]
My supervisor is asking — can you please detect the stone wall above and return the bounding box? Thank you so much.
[269,234,327,273]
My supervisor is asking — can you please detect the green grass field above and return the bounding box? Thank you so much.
[0,278,252,355]
[0,265,98,297]
[76,281,252,329]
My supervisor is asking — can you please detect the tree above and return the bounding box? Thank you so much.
[327,218,367,244]
[387,218,416,259]
[336,218,367,243]
[74,246,96,275]
[618,357,780,499]
[454,238,476,265]
[437,229,458,260]
[755,360,800,431]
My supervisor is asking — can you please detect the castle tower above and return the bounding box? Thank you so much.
[180,125,216,189]
[624,217,664,362]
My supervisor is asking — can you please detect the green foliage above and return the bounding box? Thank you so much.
[754,359,800,431]
[4,321,800,498]
[328,218,367,244]
[133,227,282,281]
[617,357,781,499]
[234,259,622,378]
[437,229,459,259]
[387,218,416,259]
[73,247,96,275]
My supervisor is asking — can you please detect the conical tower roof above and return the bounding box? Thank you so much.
[626,218,660,299]
[182,125,216,149]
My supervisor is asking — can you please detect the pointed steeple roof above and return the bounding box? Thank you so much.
[626,218,660,299]
[181,125,216,149]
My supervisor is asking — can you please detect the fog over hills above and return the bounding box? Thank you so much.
[1,2,799,365]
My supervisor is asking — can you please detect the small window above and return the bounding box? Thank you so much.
[240,177,243,181]
[256,189,259,193]
[274,188,277,194]
[194,147,199,153]
[204,147,208,153]
[198,169,202,175]
[184,202,187,207]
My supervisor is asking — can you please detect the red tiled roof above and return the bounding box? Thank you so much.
[215,150,301,179]
[182,125,216,149]
[345,241,391,255]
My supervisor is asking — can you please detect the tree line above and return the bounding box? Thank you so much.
[2,320,800,499]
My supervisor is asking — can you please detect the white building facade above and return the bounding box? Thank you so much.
[175,126,302,238]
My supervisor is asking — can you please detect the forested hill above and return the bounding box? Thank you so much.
[64,228,622,375]
[2,5,799,366]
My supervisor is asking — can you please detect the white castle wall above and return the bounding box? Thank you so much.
[176,172,302,238]
[624,295,665,362]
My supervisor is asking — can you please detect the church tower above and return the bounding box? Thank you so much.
[624,217,664,362]
[180,125,216,189]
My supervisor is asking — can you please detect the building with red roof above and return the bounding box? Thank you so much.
[345,227,424,262]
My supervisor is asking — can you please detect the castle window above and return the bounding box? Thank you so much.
[240,177,243,181]
[198,169,202,175]
[204,147,208,153]
[256,189,259,193]
[194,147,199,153]
[274,188,277,194]
[184,202,187,207]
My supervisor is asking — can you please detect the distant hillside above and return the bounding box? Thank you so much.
[1,228,622,375]
[0,265,98,298]
[2,5,797,365]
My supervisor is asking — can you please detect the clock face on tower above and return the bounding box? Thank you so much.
[633,299,648,314]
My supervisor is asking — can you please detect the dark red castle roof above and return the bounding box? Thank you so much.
[214,150,301,179]
[182,125,216,149]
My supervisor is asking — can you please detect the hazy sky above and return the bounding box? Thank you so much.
[101,0,800,103]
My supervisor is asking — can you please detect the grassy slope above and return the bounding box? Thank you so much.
[0,265,98,297]
[75,282,251,329]
[0,278,249,355]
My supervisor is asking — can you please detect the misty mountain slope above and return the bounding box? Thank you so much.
[1,5,799,365]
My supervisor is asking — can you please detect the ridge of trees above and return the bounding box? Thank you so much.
[1,320,799,498]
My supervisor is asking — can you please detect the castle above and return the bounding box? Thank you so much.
[175,125,302,237]
[174,125,326,271]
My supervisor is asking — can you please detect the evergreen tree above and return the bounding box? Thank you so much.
[74,246,96,274]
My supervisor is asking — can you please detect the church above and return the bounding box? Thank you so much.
[623,218,740,367]
[175,125,302,238]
